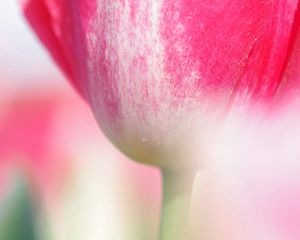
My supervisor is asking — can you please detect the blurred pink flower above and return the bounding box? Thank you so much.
[0,84,161,239]
[0,89,69,200]
[0,84,112,200]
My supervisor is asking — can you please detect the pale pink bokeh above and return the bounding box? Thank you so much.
[190,111,300,240]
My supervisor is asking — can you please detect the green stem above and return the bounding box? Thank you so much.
[160,169,197,240]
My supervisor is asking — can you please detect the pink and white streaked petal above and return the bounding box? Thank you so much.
[20,0,300,168]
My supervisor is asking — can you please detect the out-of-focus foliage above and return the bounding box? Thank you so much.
[0,177,37,240]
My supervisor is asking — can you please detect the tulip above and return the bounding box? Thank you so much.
[20,1,300,239]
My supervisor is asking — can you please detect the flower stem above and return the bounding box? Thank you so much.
[159,169,196,240]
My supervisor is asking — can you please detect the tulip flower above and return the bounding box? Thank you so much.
[20,1,300,239]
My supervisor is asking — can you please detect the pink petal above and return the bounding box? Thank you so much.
[21,1,300,108]
[21,0,89,96]
[160,0,300,109]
